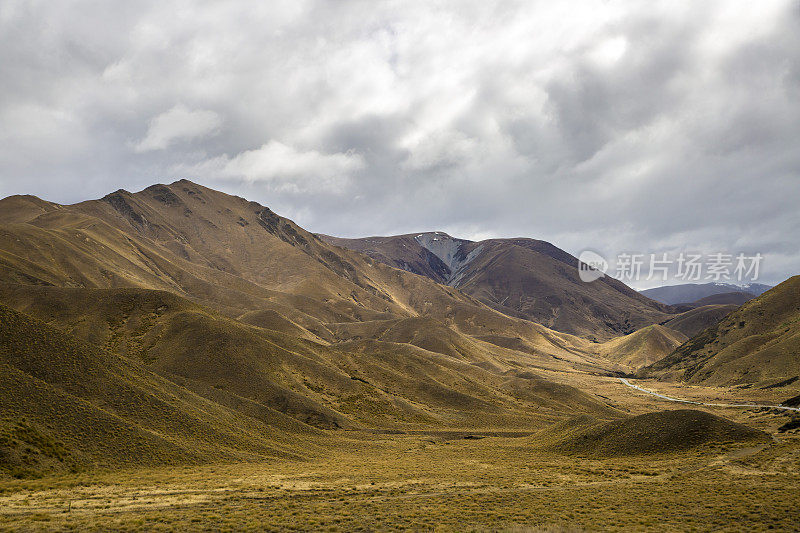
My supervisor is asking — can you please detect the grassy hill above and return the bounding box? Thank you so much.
[0,283,625,477]
[534,409,768,456]
[0,284,619,435]
[660,304,739,337]
[0,303,321,478]
[592,324,688,369]
[640,276,800,387]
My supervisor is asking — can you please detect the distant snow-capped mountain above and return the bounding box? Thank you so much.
[640,282,772,305]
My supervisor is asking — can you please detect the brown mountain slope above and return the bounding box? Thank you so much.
[660,304,739,337]
[320,234,453,283]
[453,239,670,339]
[0,284,357,429]
[687,291,755,307]
[0,181,605,351]
[640,276,800,387]
[592,324,688,370]
[320,232,671,340]
[0,284,619,432]
[0,187,403,323]
[0,303,319,478]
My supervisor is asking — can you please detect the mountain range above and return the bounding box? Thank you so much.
[321,232,670,340]
[0,180,797,479]
[640,282,772,306]
[0,180,631,473]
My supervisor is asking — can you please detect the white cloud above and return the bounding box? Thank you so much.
[134,105,222,152]
[176,140,364,193]
[588,36,628,67]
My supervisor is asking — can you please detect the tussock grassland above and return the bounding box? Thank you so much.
[1,433,798,532]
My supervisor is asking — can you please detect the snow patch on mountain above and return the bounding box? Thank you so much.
[414,232,482,286]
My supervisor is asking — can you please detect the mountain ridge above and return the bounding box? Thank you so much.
[639,276,800,387]
[640,282,772,305]
[319,231,671,340]
[1,180,671,344]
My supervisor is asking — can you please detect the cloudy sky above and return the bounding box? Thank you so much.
[1,0,798,288]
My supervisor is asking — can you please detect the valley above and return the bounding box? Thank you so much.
[0,181,798,531]
[1,375,798,531]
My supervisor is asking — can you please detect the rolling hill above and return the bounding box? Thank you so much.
[592,324,688,369]
[660,304,739,337]
[640,276,800,387]
[0,284,620,436]
[534,409,768,456]
[0,302,319,477]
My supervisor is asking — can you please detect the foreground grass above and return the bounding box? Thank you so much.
[1,434,798,532]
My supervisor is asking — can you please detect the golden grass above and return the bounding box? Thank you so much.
[1,433,798,531]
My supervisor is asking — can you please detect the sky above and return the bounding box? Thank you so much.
[0,0,798,288]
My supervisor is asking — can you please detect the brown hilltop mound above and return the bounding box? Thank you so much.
[593,324,688,369]
[537,409,768,456]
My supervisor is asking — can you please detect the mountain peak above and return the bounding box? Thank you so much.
[171,178,198,186]
[412,232,478,281]
[413,230,455,240]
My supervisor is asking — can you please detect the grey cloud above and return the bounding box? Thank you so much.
[0,0,798,287]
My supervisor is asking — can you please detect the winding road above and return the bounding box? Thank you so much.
[618,377,800,412]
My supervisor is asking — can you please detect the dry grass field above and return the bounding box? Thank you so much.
[1,428,798,532]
